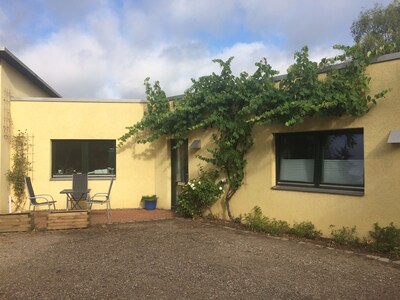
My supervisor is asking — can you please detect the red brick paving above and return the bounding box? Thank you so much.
[31,209,176,229]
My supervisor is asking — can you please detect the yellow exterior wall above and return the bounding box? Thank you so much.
[10,100,171,211]
[189,58,400,237]
[3,51,399,238]
[0,59,56,213]
[0,63,6,213]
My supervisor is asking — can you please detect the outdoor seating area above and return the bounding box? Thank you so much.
[26,174,112,214]
[6,175,170,231]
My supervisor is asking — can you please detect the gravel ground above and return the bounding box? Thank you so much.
[0,218,399,299]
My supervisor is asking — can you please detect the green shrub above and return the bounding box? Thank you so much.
[243,206,268,232]
[368,223,400,254]
[265,218,291,236]
[291,221,321,240]
[330,225,359,245]
[233,215,242,224]
[176,168,224,218]
[243,206,290,235]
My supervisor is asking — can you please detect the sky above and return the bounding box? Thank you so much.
[0,0,393,99]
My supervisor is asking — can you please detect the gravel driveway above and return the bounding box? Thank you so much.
[0,218,399,299]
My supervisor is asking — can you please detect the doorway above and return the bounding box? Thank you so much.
[171,139,188,210]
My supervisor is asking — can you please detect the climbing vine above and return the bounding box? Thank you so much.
[6,130,30,211]
[120,45,389,219]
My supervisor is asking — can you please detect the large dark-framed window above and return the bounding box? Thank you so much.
[52,140,116,178]
[275,129,364,192]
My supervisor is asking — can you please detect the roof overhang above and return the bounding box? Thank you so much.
[0,47,61,98]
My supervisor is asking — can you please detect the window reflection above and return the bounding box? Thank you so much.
[52,140,116,177]
[322,133,364,185]
[279,134,315,183]
[276,129,364,190]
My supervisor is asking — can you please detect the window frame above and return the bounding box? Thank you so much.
[275,128,364,193]
[51,139,116,179]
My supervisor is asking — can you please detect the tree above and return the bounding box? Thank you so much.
[120,46,388,220]
[351,0,400,55]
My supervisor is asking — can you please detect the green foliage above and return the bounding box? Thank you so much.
[368,223,400,255]
[6,130,30,211]
[233,215,242,224]
[330,225,360,245]
[243,206,268,232]
[120,45,388,220]
[351,0,400,56]
[243,206,290,236]
[291,221,322,240]
[141,194,157,201]
[119,78,171,146]
[176,168,224,218]
[265,218,291,236]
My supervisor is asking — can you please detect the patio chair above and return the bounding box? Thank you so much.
[70,173,89,210]
[25,177,57,211]
[87,178,114,218]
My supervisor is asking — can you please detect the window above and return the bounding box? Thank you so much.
[276,129,364,192]
[52,140,116,177]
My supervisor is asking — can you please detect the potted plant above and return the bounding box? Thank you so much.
[141,194,158,210]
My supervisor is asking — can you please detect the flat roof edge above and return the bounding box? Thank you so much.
[273,51,400,82]
[371,51,400,63]
[11,97,147,103]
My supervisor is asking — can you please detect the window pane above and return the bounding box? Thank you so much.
[278,134,315,183]
[52,140,116,177]
[322,133,364,186]
[53,141,82,175]
[88,141,116,175]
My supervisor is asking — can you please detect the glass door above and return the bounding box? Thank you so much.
[171,139,188,209]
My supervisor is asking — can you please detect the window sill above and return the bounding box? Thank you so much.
[50,175,115,181]
[272,185,364,196]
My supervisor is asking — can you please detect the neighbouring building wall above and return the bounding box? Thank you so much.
[0,62,5,213]
[189,58,400,238]
[0,59,57,213]
[10,99,163,211]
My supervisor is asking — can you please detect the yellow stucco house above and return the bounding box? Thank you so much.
[1,47,399,237]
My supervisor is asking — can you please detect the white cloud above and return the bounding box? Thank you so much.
[20,29,109,98]
[4,0,394,99]
[17,29,350,99]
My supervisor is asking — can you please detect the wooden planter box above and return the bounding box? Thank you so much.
[47,210,89,230]
[0,213,32,232]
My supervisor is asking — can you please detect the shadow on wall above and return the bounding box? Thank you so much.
[367,134,399,159]
[117,137,157,161]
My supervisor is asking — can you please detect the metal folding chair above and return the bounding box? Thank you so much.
[87,178,114,218]
[70,173,89,210]
[25,177,57,211]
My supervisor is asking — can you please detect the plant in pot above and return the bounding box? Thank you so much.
[141,194,158,210]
